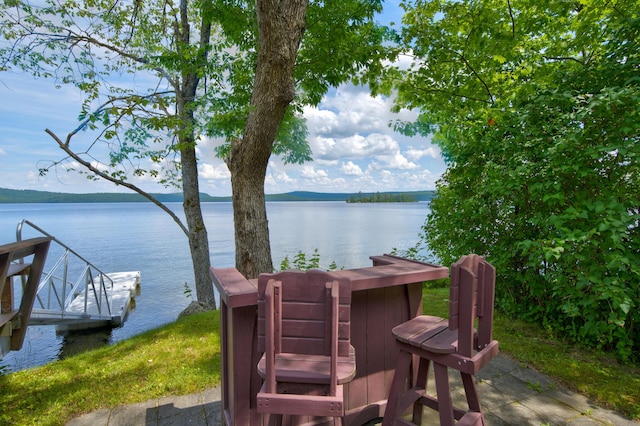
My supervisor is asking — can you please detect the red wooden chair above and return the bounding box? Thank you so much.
[256,270,356,426]
[0,237,52,352]
[382,255,499,426]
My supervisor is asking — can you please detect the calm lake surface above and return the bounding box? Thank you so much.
[0,201,431,372]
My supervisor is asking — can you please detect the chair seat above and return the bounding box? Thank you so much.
[258,345,356,385]
[392,315,448,344]
[394,315,483,354]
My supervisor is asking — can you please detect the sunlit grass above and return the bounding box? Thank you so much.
[0,311,221,426]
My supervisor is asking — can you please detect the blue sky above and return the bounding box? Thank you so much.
[0,1,445,196]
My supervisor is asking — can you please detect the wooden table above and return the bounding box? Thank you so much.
[210,254,449,425]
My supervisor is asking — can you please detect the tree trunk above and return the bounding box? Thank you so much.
[176,0,216,308]
[227,0,308,279]
[181,144,216,309]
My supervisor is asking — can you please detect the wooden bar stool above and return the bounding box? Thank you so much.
[256,270,356,426]
[382,255,499,426]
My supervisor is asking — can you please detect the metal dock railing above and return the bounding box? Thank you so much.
[15,220,140,331]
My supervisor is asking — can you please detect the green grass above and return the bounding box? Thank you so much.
[1,287,638,425]
[0,311,221,426]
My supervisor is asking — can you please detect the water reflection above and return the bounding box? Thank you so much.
[58,328,114,359]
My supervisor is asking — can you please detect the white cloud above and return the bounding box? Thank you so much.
[405,146,440,161]
[313,133,399,160]
[376,153,419,170]
[315,158,339,166]
[301,165,329,179]
[2,63,446,195]
[303,87,395,140]
[341,161,364,176]
[199,163,230,180]
[273,171,294,184]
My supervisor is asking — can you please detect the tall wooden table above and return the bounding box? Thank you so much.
[210,254,449,425]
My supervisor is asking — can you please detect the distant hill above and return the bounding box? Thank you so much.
[0,188,435,203]
[0,188,228,203]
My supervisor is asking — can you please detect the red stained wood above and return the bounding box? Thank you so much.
[256,271,355,424]
[0,237,53,350]
[210,254,449,426]
[382,255,499,426]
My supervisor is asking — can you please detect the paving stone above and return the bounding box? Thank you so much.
[491,400,550,425]
[566,415,614,425]
[545,387,596,415]
[519,393,584,425]
[201,387,221,404]
[477,372,537,408]
[589,409,639,426]
[508,365,557,393]
[483,411,509,426]
[63,361,638,426]
[109,399,157,426]
[66,408,111,426]
[477,355,520,380]
[157,405,208,426]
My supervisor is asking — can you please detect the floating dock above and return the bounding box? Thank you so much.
[1,220,142,359]
[29,271,141,331]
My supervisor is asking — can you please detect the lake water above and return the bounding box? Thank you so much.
[0,201,431,372]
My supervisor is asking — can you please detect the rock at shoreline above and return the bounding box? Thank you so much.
[178,301,213,319]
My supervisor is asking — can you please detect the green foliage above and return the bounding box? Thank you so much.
[183,282,193,300]
[209,0,393,162]
[1,0,392,181]
[1,0,214,184]
[392,0,640,361]
[279,249,339,271]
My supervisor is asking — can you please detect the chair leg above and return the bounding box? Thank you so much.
[267,413,283,426]
[333,416,343,426]
[412,357,430,424]
[433,363,454,426]
[382,349,412,426]
[461,372,482,413]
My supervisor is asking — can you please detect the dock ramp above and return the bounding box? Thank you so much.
[1,220,140,358]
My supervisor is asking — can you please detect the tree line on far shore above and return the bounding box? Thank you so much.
[346,192,417,203]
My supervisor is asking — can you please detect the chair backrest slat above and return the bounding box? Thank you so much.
[476,260,496,349]
[258,269,351,357]
[447,254,496,356]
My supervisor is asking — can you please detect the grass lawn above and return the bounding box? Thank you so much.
[0,286,638,425]
[0,312,221,426]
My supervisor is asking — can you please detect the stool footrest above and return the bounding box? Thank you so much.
[397,386,425,414]
[457,412,483,426]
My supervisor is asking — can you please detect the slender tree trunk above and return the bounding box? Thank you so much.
[227,0,309,279]
[176,0,215,308]
[181,143,216,309]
